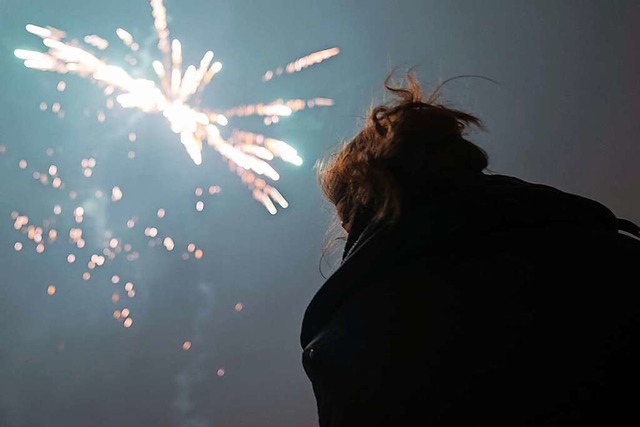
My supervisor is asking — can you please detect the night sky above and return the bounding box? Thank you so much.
[1,1,639,426]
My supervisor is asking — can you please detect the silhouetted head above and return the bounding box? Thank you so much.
[318,73,489,234]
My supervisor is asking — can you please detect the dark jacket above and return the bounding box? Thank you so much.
[301,174,640,427]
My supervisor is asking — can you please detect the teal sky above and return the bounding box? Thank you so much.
[0,1,639,426]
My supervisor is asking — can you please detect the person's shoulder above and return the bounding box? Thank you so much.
[480,173,559,190]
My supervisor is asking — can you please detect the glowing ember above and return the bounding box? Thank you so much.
[111,186,123,202]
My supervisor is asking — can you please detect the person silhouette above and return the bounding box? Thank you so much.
[301,74,640,427]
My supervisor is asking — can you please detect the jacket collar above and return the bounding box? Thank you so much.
[300,223,390,348]
[300,174,618,348]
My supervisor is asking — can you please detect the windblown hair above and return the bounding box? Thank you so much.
[318,73,489,229]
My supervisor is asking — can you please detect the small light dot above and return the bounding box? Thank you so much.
[51,103,61,113]
[112,293,119,303]
[36,243,45,254]
[128,132,137,142]
[83,168,92,177]
[69,228,81,240]
[157,208,165,218]
[111,275,120,284]
[123,318,133,328]
[126,219,135,228]
[128,151,135,159]
[208,185,220,195]
[95,190,104,198]
[127,290,135,298]
[82,272,91,281]
[235,303,243,312]
[196,201,204,212]
[39,102,47,111]
[124,282,133,292]
[187,243,196,253]
[195,249,203,259]
[14,242,23,251]
[195,187,203,197]
[48,165,58,176]
[113,310,121,319]
[47,285,56,295]
[19,160,27,169]
[216,368,225,377]
[121,308,130,317]
[67,254,76,263]
[111,186,123,202]
[69,191,77,200]
[97,111,106,122]
[163,237,174,251]
[77,239,85,249]
[109,238,118,249]
[182,341,192,351]
[57,81,66,91]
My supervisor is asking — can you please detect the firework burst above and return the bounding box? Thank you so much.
[14,0,339,214]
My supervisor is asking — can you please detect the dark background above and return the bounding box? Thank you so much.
[0,1,639,426]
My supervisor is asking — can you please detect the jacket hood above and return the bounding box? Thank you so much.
[397,174,617,246]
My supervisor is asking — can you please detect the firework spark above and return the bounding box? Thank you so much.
[261,47,341,82]
[14,0,339,213]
